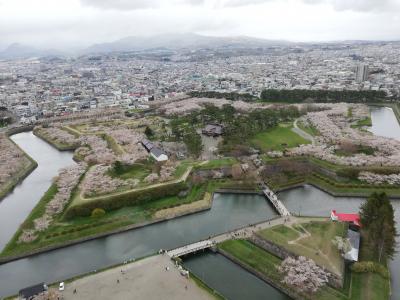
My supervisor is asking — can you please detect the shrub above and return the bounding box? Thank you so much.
[91,208,106,218]
[337,168,360,180]
[351,261,389,278]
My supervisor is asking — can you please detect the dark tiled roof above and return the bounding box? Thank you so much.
[19,283,45,299]
[150,147,166,158]
[141,139,155,151]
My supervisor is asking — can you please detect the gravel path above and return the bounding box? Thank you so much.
[292,118,316,145]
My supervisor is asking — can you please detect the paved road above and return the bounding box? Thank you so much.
[292,118,316,145]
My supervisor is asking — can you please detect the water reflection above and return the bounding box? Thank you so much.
[369,106,400,140]
[0,132,74,250]
[184,252,291,300]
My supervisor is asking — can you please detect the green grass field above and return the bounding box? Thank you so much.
[298,121,320,136]
[351,117,372,129]
[350,272,390,300]
[196,157,238,170]
[251,125,310,152]
[108,162,152,180]
[257,220,346,276]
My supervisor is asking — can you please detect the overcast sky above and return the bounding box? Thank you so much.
[0,0,399,50]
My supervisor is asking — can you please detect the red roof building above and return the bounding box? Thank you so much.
[331,210,361,227]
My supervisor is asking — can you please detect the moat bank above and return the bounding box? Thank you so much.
[0,132,74,251]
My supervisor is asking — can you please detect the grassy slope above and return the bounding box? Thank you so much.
[108,162,152,181]
[351,272,390,300]
[298,121,320,136]
[219,239,347,300]
[351,117,372,129]
[0,181,209,258]
[257,221,346,276]
[251,124,310,152]
[33,127,77,151]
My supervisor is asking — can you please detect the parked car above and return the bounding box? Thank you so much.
[59,282,65,291]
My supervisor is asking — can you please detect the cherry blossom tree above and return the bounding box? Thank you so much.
[278,256,329,294]
[0,133,31,189]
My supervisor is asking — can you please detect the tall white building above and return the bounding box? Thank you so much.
[355,64,369,83]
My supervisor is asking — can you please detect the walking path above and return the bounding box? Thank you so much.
[292,118,316,145]
[167,216,295,257]
[262,183,291,216]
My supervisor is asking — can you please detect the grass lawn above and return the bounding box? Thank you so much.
[196,157,238,170]
[251,124,310,152]
[103,134,124,155]
[108,162,152,180]
[351,117,372,129]
[298,121,320,136]
[350,272,390,300]
[219,240,283,281]
[257,220,346,276]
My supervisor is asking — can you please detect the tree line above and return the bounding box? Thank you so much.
[170,103,302,157]
[188,91,257,102]
[260,89,388,103]
[360,192,397,262]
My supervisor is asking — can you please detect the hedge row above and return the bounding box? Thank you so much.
[351,261,389,279]
[312,173,399,190]
[65,181,188,219]
[337,167,400,180]
[44,216,129,239]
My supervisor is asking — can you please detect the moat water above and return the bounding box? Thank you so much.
[0,106,399,299]
[370,106,400,140]
[0,132,74,250]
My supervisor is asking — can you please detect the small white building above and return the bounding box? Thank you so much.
[141,139,168,162]
[150,147,168,162]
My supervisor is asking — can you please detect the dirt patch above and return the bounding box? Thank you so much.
[61,255,213,300]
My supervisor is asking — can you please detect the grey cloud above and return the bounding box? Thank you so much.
[303,0,400,12]
[80,0,161,10]
[80,0,205,10]
[222,0,274,7]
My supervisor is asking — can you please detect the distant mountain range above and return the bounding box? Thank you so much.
[0,34,293,59]
[1,34,398,59]
[84,33,292,54]
[0,43,65,59]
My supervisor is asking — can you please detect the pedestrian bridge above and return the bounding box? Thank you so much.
[261,183,291,216]
[167,240,215,258]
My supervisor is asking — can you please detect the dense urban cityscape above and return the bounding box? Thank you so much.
[1,0,400,299]
[1,40,400,125]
